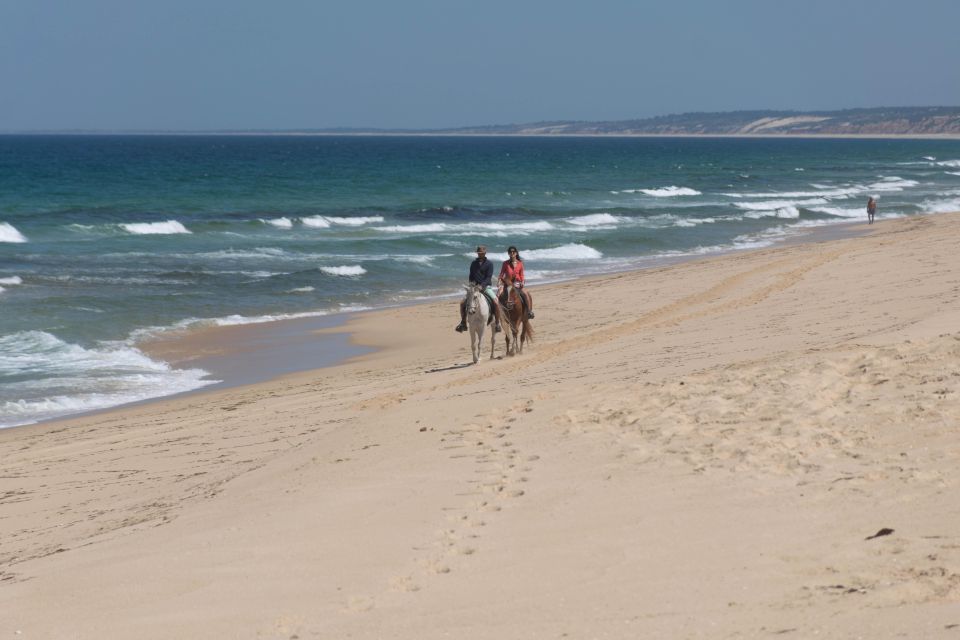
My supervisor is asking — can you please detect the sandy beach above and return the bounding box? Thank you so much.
[3,212,960,638]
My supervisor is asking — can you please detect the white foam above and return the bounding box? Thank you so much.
[121,220,191,235]
[128,311,337,346]
[262,217,293,228]
[867,177,919,192]
[567,213,620,227]
[810,206,864,218]
[321,265,367,276]
[674,217,718,227]
[301,216,331,228]
[923,156,937,161]
[475,221,554,233]
[742,206,800,220]
[631,186,702,197]
[0,222,27,243]
[638,213,729,228]
[286,286,315,293]
[376,221,554,235]
[734,199,826,211]
[523,243,603,261]
[0,331,215,428]
[211,311,330,326]
[301,215,384,228]
[920,197,960,214]
[324,216,385,226]
[524,269,564,282]
[947,172,960,177]
[376,223,448,233]
[0,276,23,285]
[728,186,862,198]
[936,160,960,168]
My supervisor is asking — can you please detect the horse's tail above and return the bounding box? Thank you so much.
[521,316,534,343]
[495,302,511,339]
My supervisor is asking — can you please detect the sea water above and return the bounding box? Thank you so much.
[2,134,959,427]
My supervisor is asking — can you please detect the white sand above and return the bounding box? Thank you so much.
[2,213,960,638]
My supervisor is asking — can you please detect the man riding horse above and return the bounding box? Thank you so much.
[456,245,503,333]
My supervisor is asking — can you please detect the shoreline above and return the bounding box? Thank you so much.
[5,216,871,434]
[3,211,960,637]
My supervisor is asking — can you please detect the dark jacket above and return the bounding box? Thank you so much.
[469,258,493,287]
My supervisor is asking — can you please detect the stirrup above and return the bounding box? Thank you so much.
[527,310,535,319]
[455,322,467,333]
[494,323,502,333]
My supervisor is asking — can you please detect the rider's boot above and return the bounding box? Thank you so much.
[492,303,502,332]
[456,302,467,332]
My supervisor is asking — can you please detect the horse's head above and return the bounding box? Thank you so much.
[463,283,483,316]
[501,280,520,308]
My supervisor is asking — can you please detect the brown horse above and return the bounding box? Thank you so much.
[500,281,534,355]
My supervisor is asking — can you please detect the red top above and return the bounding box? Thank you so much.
[499,259,525,286]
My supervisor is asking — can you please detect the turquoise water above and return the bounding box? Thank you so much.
[2,135,959,426]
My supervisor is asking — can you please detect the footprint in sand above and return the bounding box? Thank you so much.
[389,575,421,592]
[342,595,375,612]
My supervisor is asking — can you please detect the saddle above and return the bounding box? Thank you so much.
[481,290,498,325]
[499,287,527,314]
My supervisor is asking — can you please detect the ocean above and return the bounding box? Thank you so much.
[2,134,960,428]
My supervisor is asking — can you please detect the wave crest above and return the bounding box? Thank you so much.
[0,222,28,243]
[524,243,603,260]
[567,213,620,227]
[639,186,702,197]
[121,220,191,235]
[321,265,367,276]
[0,331,214,428]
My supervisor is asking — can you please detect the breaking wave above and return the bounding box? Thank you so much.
[320,265,367,276]
[120,220,191,235]
[0,222,28,243]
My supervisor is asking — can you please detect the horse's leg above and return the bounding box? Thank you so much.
[470,325,480,364]
[489,322,496,360]
[489,306,497,359]
[493,303,507,357]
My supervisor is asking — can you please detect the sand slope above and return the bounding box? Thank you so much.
[2,214,960,638]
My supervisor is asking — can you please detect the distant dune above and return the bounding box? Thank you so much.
[12,107,960,136]
[439,107,960,136]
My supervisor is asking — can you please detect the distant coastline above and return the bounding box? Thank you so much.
[5,132,960,140]
[6,106,960,138]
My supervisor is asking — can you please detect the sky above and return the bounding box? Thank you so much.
[1,0,958,131]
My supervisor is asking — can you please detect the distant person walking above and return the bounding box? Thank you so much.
[867,197,877,224]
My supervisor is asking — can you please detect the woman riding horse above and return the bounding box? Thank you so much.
[498,246,534,319]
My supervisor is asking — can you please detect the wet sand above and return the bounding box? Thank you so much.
[140,312,374,390]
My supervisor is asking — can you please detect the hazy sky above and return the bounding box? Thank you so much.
[1,0,958,130]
